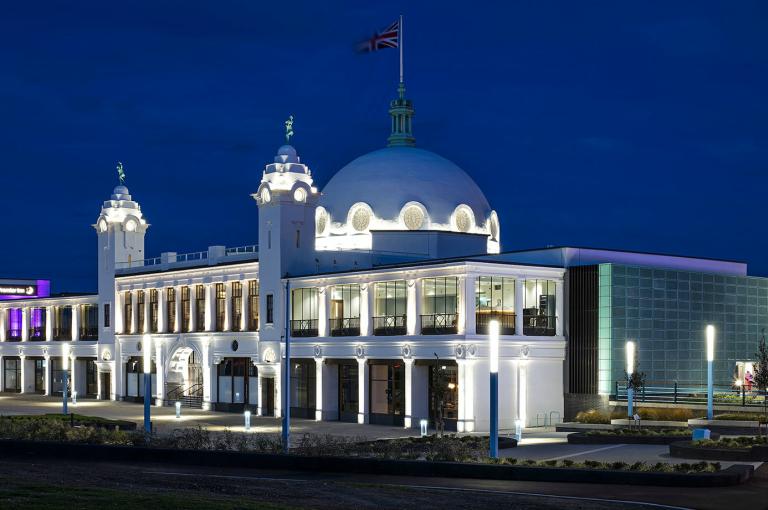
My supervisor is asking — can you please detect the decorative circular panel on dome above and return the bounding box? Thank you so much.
[350,205,372,232]
[293,187,307,203]
[453,205,474,233]
[315,207,329,235]
[489,211,500,240]
[402,203,425,230]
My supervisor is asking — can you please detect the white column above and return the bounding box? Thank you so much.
[71,305,80,341]
[0,355,3,390]
[555,279,564,336]
[407,279,418,335]
[158,288,167,333]
[131,291,139,334]
[224,282,232,331]
[318,287,329,337]
[110,359,118,401]
[205,284,215,332]
[45,307,53,341]
[115,292,124,336]
[274,365,282,418]
[19,354,26,393]
[143,293,150,334]
[241,283,248,331]
[515,279,525,336]
[404,358,414,428]
[256,373,264,416]
[155,341,164,406]
[0,309,5,342]
[21,308,28,342]
[357,358,369,424]
[70,353,77,397]
[189,287,197,333]
[175,286,183,333]
[315,358,323,421]
[44,354,51,395]
[202,342,213,410]
[518,360,528,427]
[457,359,475,432]
[466,275,477,335]
[360,285,371,336]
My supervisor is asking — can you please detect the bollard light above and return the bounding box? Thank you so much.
[420,418,428,437]
[175,401,182,419]
[72,390,77,406]
[515,419,522,442]
[245,410,252,431]
[488,319,500,459]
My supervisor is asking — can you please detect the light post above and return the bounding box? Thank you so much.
[626,341,635,418]
[706,325,715,420]
[282,279,291,454]
[143,334,152,434]
[489,319,499,459]
[62,343,69,415]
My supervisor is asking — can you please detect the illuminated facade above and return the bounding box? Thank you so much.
[0,85,762,428]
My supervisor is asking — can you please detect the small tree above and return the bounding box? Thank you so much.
[753,329,768,422]
[625,353,646,415]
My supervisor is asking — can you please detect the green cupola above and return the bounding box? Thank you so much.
[387,82,415,147]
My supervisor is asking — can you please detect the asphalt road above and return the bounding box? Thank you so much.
[1,453,767,510]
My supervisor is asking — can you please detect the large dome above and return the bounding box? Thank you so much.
[319,146,492,230]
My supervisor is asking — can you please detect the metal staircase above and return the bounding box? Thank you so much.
[165,382,203,409]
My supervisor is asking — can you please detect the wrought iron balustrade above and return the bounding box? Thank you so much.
[476,312,516,335]
[330,317,361,336]
[420,313,458,335]
[291,319,319,337]
[372,315,407,336]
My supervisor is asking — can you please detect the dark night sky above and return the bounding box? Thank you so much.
[1,1,767,293]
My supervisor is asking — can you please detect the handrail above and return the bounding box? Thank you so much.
[166,382,203,402]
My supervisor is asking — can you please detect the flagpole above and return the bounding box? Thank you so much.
[399,14,404,84]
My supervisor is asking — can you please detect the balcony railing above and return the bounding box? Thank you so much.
[372,315,407,336]
[52,327,72,341]
[6,330,21,342]
[248,317,259,332]
[420,313,458,335]
[28,326,46,341]
[330,317,361,337]
[476,312,516,335]
[291,319,318,337]
[523,313,556,336]
[80,327,98,341]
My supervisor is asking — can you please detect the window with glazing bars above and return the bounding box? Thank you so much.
[123,291,132,334]
[215,283,226,331]
[475,276,516,334]
[181,286,191,332]
[137,290,145,333]
[149,289,158,333]
[195,285,205,332]
[166,287,176,332]
[421,277,459,334]
[248,281,259,331]
[231,282,242,332]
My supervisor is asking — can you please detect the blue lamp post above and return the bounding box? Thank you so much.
[626,341,635,418]
[489,319,499,459]
[143,334,152,433]
[282,280,291,454]
[706,325,715,420]
[62,343,69,415]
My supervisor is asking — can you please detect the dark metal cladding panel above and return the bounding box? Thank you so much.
[568,265,599,394]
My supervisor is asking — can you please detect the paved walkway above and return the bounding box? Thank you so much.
[0,394,414,439]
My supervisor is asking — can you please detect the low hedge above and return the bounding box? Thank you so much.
[574,407,698,424]
[692,436,768,450]
[712,413,768,424]
[586,428,691,437]
[0,414,136,430]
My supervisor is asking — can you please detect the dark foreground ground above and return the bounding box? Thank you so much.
[1,454,767,510]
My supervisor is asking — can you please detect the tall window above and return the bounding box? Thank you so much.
[4,358,21,392]
[149,289,158,333]
[330,284,361,336]
[231,282,242,332]
[166,287,176,332]
[123,291,132,334]
[523,279,556,336]
[80,304,99,340]
[248,281,259,331]
[29,307,46,340]
[6,308,22,341]
[291,287,318,337]
[476,276,516,334]
[373,280,407,336]
[195,285,206,332]
[421,277,459,334]
[104,303,110,329]
[137,290,145,333]
[266,294,274,324]
[215,283,226,332]
[290,359,316,419]
[181,286,190,332]
[52,306,72,341]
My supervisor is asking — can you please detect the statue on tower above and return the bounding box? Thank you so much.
[285,115,294,143]
[116,161,126,185]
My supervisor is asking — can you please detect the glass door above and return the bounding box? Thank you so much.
[369,361,405,426]
[338,363,358,422]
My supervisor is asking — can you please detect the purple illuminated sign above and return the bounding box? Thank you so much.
[0,280,51,301]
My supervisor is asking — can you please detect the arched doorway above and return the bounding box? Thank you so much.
[165,346,203,408]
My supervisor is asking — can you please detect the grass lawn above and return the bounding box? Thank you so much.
[0,482,297,510]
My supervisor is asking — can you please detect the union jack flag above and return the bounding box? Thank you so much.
[357,19,400,52]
